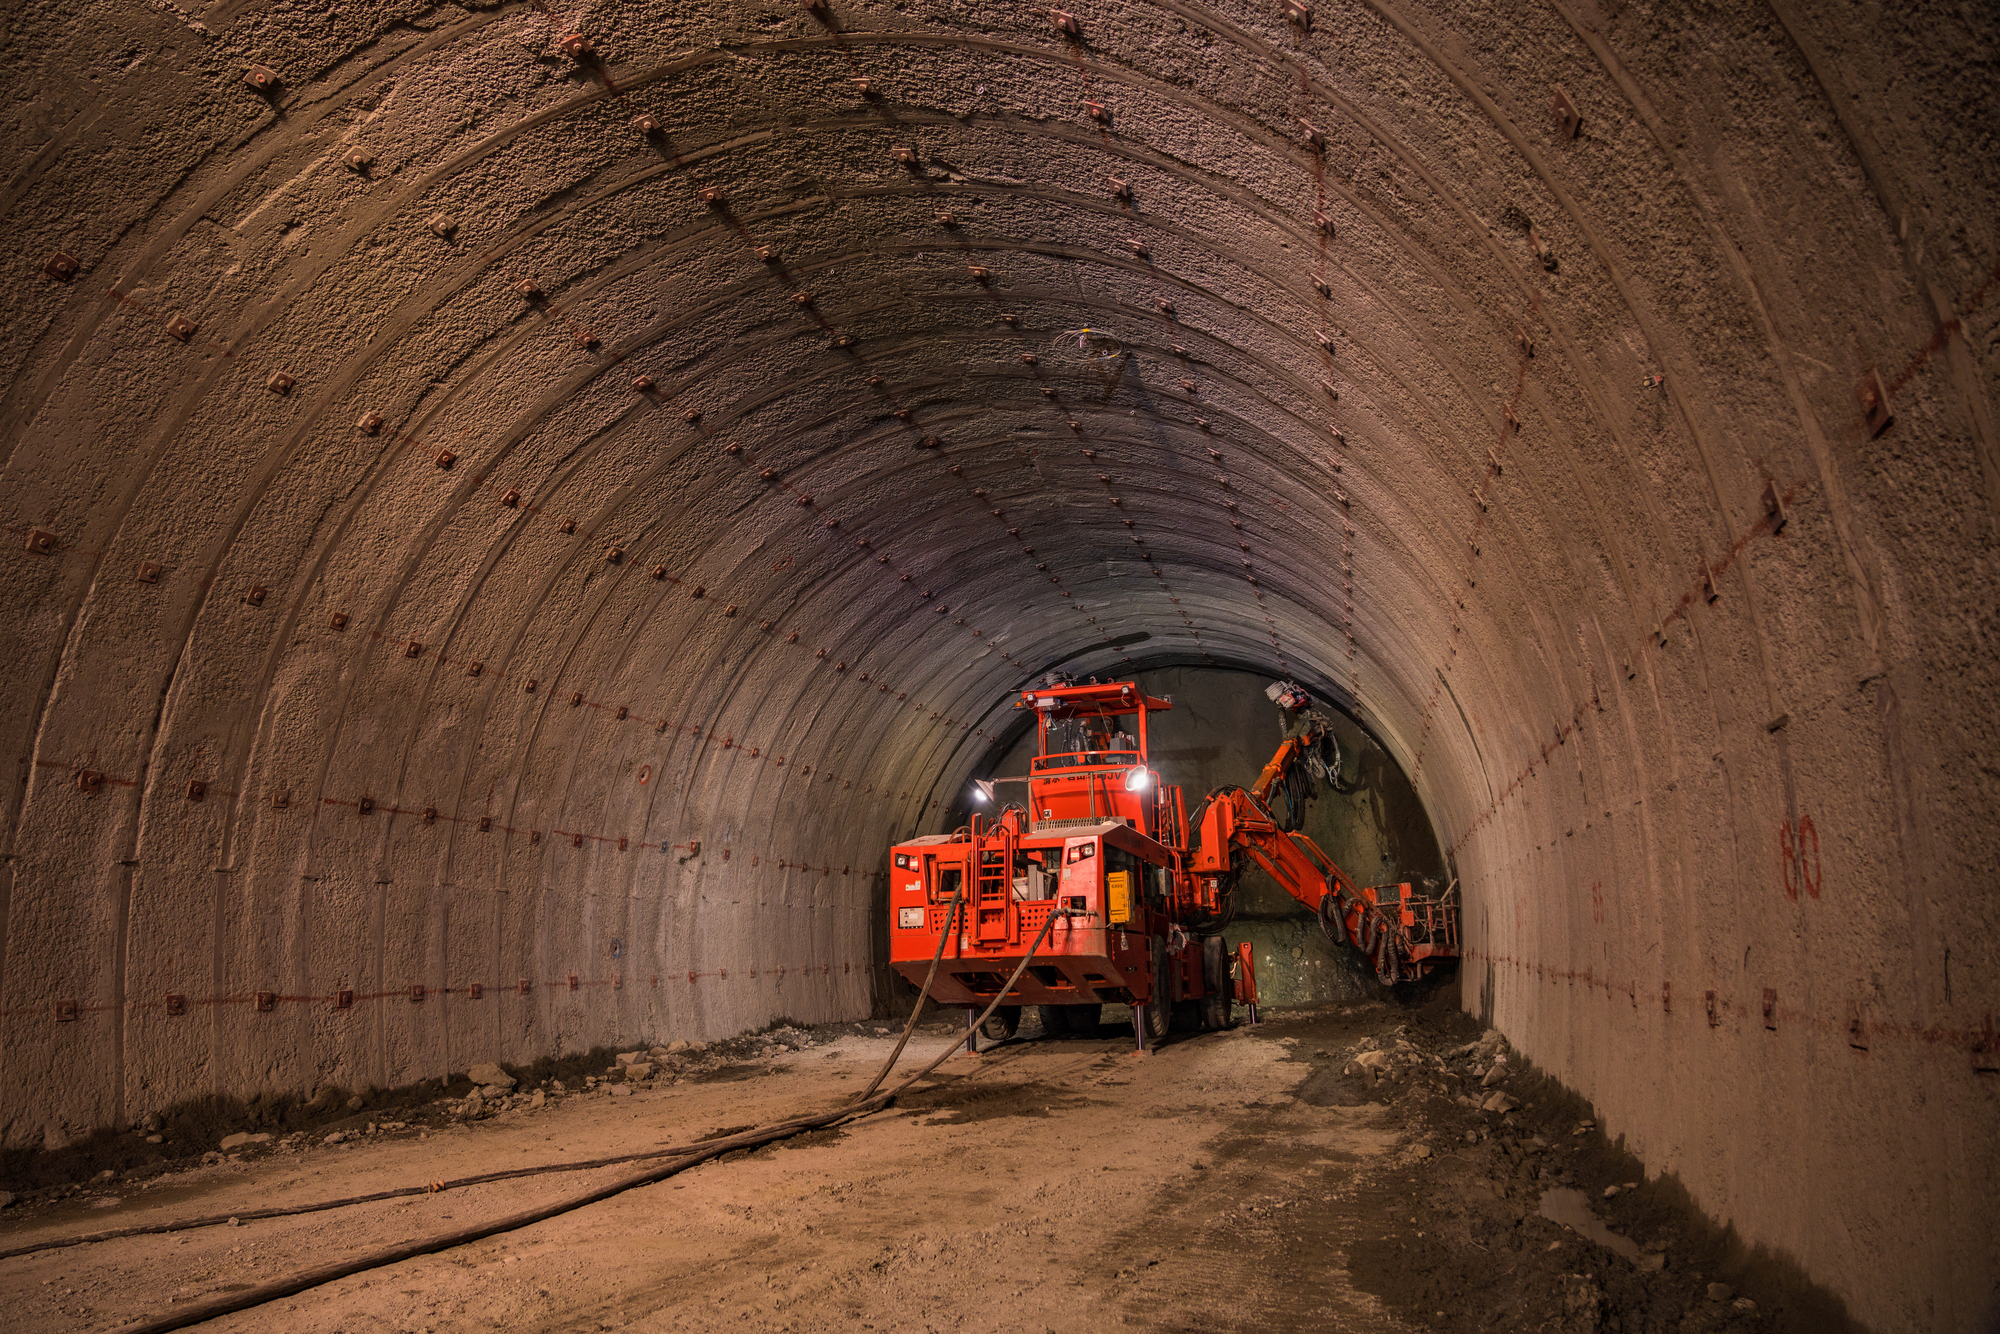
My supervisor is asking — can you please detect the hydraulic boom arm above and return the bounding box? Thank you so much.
[1190,714,1457,985]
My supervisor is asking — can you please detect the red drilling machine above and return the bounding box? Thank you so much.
[886,677,1459,1049]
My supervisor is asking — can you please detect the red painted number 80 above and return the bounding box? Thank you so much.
[1780,815,1821,901]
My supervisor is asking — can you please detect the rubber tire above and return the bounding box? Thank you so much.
[1065,1003,1102,1037]
[980,1005,1021,1042]
[1201,936,1232,1031]
[1037,1005,1071,1038]
[1138,937,1171,1043]
[1165,933,1199,1031]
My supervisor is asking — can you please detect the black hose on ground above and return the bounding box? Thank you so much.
[108,894,1069,1334]
[854,882,966,1103]
[2,886,974,1266]
[0,1145,720,1261]
[110,1107,890,1334]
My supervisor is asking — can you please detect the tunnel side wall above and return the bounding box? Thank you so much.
[1415,8,2000,1331]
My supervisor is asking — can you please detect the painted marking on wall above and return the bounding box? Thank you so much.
[1780,814,1822,900]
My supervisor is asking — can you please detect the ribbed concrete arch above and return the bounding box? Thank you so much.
[2,1,1995,1327]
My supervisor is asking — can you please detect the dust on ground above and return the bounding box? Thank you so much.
[0,989,1861,1333]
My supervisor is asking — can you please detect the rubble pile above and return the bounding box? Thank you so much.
[1294,1003,1787,1334]
[0,1020,901,1211]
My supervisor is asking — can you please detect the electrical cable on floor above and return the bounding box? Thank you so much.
[3,889,978,1266]
[0,1130,799,1261]
[103,896,1065,1334]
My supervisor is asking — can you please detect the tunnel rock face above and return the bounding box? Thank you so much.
[2,1,1995,1327]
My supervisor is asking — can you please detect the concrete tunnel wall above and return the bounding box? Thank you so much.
[1,0,1994,1328]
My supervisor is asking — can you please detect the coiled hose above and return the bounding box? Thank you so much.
[1375,934,1403,986]
[1319,884,1403,987]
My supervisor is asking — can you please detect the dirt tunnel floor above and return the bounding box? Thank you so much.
[0,991,1847,1334]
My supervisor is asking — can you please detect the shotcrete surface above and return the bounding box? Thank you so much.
[1,1,1995,1329]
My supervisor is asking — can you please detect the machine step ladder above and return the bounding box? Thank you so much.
[971,815,1018,946]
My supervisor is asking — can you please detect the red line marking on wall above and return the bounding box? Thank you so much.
[1,960,880,1021]
[1463,948,1994,1058]
[1885,252,2000,397]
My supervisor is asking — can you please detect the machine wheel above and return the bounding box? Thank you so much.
[1201,936,1233,1031]
[1139,937,1171,1042]
[980,1005,1021,1042]
[1036,1005,1071,1038]
[1065,1003,1101,1037]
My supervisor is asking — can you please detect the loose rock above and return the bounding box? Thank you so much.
[219,1132,272,1151]
[1481,1091,1521,1114]
[1707,1282,1734,1302]
[467,1062,516,1090]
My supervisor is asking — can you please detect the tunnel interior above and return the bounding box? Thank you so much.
[2,0,1995,1329]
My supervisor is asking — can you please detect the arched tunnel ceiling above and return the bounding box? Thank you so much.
[3,1,1997,1326]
